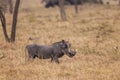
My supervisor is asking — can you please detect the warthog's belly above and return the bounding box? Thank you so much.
[37,53,52,59]
[37,45,53,59]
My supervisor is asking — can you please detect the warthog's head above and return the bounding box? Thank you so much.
[56,40,76,57]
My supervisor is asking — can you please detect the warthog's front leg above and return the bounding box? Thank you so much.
[53,56,59,64]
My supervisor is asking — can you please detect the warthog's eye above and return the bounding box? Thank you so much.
[64,44,68,48]
[60,43,67,49]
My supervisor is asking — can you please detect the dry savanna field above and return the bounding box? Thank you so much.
[0,0,120,80]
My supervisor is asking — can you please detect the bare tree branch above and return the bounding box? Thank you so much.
[74,0,78,13]
[8,0,13,14]
[0,9,10,42]
[58,0,67,21]
[10,0,20,42]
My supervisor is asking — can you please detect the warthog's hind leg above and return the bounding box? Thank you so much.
[51,57,53,62]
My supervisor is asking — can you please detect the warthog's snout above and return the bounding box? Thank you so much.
[68,49,76,57]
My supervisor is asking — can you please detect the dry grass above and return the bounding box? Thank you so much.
[0,0,120,80]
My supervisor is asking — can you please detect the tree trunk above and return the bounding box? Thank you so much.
[74,0,78,13]
[58,0,67,21]
[10,0,20,42]
[0,9,10,42]
[8,0,13,14]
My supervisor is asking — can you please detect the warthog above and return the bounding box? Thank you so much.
[25,40,76,63]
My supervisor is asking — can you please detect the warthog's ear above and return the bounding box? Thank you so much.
[61,40,65,43]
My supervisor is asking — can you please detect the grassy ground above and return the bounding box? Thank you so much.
[0,0,120,80]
